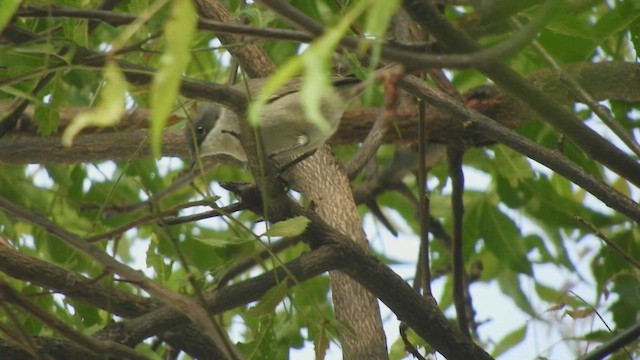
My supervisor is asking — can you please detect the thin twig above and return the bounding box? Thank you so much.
[447,145,470,337]
[163,203,245,226]
[0,196,227,349]
[521,20,640,158]
[87,201,241,242]
[0,301,51,360]
[157,219,244,360]
[417,100,432,297]
[345,68,401,179]
[17,6,314,43]
[574,216,640,270]
[216,237,300,287]
[579,319,640,360]
[0,279,148,360]
[258,0,562,69]
[399,75,640,223]
[567,290,633,359]
[399,322,428,360]
[401,0,640,188]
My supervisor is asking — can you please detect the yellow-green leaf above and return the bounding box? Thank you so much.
[0,0,20,33]
[150,0,197,156]
[249,280,288,316]
[364,0,400,39]
[248,0,368,131]
[314,326,329,360]
[565,307,595,319]
[495,145,534,187]
[192,235,252,248]
[264,216,310,237]
[62,61,126,146]
[492,325,527,357]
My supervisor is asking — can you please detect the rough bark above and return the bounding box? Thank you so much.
[284,148,388,359]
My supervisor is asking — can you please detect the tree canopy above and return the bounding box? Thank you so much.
[1,0,639,359]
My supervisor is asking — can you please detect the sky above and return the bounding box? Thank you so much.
[23,81,640,360]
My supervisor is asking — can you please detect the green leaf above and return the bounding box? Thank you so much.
[150,0,197,156]
[361,0,399,70]
[146,235,172,282]
[565,307,594,319]
[523,234,554,263]
[477,199,532,275]
[534,283,566,304]
[494,145,534,187]
[593,4,640,43]
[314,326,329,360]
[496,174,531,208]
[34,104,61,136]
[68,299,102,327]
[491,325,527,357]
[62,61,126,146]
[0,0,20,33]
[192,235,252,248]
[264,216,310,237]
[248,0,368,130]
[581,329,614,342]
[364,0,400,39]
[250,280,289,316]
[497,270,535,316]
[632,18,640,60]
[299,61,334,133]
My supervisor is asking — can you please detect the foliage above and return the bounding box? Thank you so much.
[0,0,639,359]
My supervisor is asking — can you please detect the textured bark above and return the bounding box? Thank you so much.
[284,147,388,359]
[195,0,276,78]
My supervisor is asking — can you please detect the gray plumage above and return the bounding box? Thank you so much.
[185,77,360,167]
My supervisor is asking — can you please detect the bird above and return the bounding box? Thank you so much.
[185,76,362,168]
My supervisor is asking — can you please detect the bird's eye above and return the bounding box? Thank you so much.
[196,125,205,135]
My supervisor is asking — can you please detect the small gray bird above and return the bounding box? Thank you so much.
[185,76,361,167]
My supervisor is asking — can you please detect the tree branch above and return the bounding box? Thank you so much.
[0,196,234,356]
[0,279,147,360]
[258,0,561,69]
[2,62,638,164]
[16,6,314,44]
[399,75,640,223]
[401,0,640,188]
[447,145,470,337]
[0,243,155,318]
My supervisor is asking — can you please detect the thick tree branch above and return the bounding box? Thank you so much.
[93,244,340,347]
[0,243,155,318]
[194,0,276,78]
[2,61,638,164]
[0,196,234,356]
[0,240,232,359]
[0,279,147,360]
[0,337,97,360]
[579,319,640,360]
[333,237,492,360]
[97,209,494,360]
[526,31,640,157]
